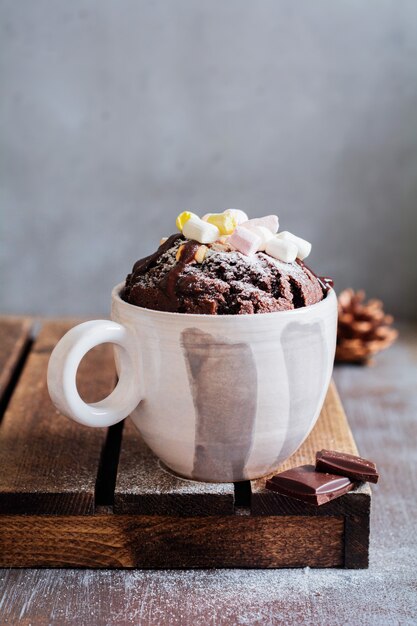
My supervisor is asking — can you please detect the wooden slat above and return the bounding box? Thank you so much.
[250,381,371,568]
[0,317,33,404]
[0,320,116,515]
[114,418,235,515]
[251,380,361,513]
[0,514,344,568]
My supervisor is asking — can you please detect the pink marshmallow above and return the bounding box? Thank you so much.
[229,226,261,256]
[241,215,279,234]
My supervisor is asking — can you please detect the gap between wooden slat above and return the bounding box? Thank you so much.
[95,420,125,508]
[0,319,39,425]
[234,481,251,514]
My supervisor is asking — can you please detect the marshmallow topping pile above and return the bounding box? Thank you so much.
[175,209,311,263]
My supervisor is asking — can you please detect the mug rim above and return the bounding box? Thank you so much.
[112,281,336,320]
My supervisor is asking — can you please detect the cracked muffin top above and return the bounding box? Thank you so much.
[122,233,328,315]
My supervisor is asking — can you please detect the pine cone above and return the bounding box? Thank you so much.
[335,289,398,364]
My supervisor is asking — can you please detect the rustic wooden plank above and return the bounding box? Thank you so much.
[114,418,235,515]
[251,380,371,567]
[0,317,33,406]
[251,380,365,515]
[250,484,370,568]
[0,514,344,568]
[0,320,116,515]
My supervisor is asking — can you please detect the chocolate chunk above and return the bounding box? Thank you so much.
[316,449,379,484]
[265,464,354,506]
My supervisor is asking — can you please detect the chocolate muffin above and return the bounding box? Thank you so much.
[122,233,327,315]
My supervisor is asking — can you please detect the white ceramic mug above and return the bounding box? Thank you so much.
[47,283,337,482]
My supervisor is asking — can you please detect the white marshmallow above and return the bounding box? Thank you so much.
[265,237,298,263]
[241,225,274,251]
[182,216,220,244]
[277,231,312,260]
[223,208,248,225]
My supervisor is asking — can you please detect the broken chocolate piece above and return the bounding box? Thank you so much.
[265,464,354,506]
[316,449,379,484]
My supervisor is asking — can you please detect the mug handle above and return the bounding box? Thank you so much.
[47,320,142,428]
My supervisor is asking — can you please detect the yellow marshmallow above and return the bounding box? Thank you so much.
[176,211,197,232]
[206,213,238,235]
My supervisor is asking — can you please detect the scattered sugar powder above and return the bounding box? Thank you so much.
[3,543,416,626]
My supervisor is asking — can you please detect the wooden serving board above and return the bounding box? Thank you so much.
[0,317,371,569]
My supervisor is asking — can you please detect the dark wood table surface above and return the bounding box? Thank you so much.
[0,323,416,626]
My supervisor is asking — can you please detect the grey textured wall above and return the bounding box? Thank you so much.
[1,0,417,319]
